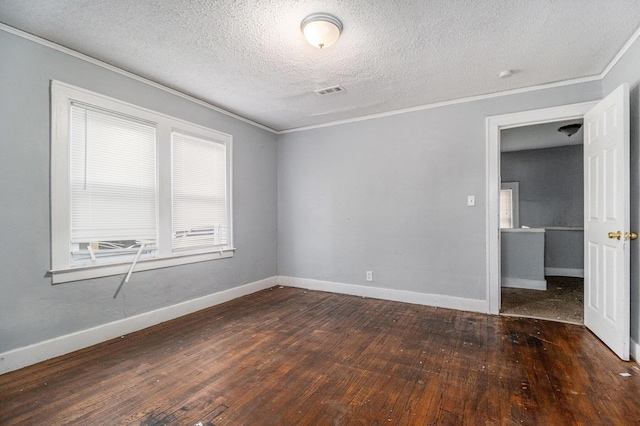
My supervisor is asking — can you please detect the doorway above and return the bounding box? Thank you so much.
[485,101,598,315]
[487,85,631,360]
[497,119,585,323]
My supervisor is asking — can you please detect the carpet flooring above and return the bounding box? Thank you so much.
[500,276,584,324]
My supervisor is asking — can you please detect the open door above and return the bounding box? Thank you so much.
[584,83,631,361]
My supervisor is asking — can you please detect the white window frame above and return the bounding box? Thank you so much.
[171,130,230,253]
[50,80,234,284]
[500,181,520,228]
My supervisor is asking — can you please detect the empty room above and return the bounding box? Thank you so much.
[2,1,640,424]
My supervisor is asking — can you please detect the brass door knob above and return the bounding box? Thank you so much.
[608,231,622,240]
[625,232,639,241]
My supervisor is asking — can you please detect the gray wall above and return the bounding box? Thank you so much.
[278,82,601,301]
[545,230,584,270]
[501,145,584,274]
[501,231,545,281]
[0,31,278,353]
[602,33,640,346]
[501,145,583,227]
[4,23,640,360]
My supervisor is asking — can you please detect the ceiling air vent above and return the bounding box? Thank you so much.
[314,85,346,95]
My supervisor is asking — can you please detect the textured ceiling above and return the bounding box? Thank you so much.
[501,119,584,152]
[1,0,640,131]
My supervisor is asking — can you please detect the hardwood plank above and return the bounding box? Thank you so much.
[1,286,640,425]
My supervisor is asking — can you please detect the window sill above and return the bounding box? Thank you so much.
[49,249,235,284]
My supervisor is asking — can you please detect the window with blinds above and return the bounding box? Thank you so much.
[69,104,157,266]
[51,81,233,283]
[500,182,520,229]
[499,188,513,229]
[172,132,229,252]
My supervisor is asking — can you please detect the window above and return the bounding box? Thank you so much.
[69,104,158,266]
[500,182,519,229]
[171,132,229,252]
[51,81,233,283]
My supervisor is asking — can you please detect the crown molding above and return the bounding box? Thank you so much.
[3,20,639,136]
[280,24,640,134]
[600,24,640,79]
[0,23,278,134]
[279,75,601,134]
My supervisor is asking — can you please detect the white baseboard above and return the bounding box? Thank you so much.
[3,274,634,374]
[545,268,584,278]
[0,276,278,375]
[501,277,547,290]
[279,276,488,314]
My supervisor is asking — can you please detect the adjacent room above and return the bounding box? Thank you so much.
[499,120,585,324]
[1,1,640,424]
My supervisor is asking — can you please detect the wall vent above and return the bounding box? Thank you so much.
[314,85,346,95]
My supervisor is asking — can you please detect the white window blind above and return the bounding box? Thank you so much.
[70,104,157,265]
[172,132,229,252]
[499,188,513,229]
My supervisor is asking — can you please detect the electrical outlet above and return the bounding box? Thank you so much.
[366,271,373,282]
[467,195,476,206]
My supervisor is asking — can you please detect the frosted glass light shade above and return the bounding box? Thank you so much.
[301,14,342,49]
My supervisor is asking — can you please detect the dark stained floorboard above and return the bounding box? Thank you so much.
[1,286,639,425]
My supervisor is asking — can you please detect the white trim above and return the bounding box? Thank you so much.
[278,23,640,133]
[486,101,598,314]
[2,20,638,135]
[544,267,584,278]
[50,80,235,283]
[0,276,278,375]
[281,22,639,134]
[501,228,545,233]
[631,338,640,366]
[501,181,520,229]
[279,276,488,313]
[279,76,601,133]
[0,23,277,134]
[1,21,634,135]
[50,249,235,284]
[600,25,640,79]
[501,277,547,290]
[543,226,584,231]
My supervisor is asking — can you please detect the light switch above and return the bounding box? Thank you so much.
[467,195,476,206]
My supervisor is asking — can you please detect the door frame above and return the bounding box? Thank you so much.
[485,101,599,314]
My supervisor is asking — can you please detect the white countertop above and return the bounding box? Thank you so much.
[501,226,584,233]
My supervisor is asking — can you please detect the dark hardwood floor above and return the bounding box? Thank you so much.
[1,286,639,425]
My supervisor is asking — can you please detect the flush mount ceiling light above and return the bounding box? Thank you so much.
[558,123,582,137]
[301,13,343,49]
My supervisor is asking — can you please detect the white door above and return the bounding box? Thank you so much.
[584,83,630,361]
